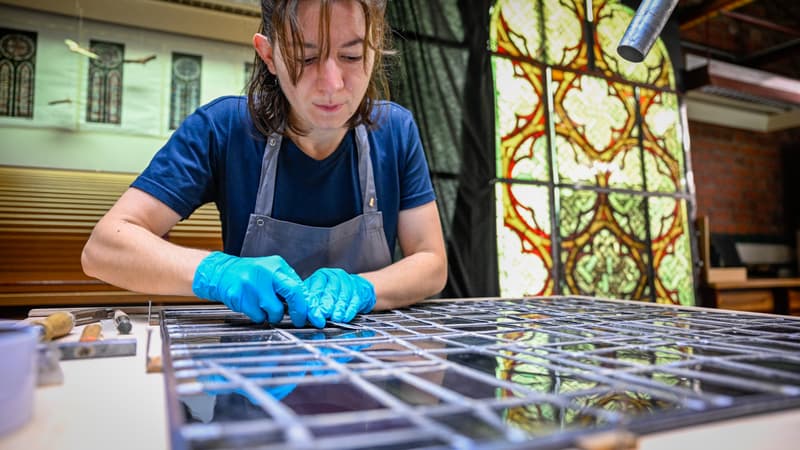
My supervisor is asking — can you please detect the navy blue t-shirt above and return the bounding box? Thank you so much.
[132,96,435,257]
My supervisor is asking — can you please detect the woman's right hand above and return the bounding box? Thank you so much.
[192,252,309,326]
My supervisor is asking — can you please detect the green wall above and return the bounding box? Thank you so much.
[0,5,253,173]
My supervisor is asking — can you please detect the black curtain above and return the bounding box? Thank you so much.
[386,0,498,298]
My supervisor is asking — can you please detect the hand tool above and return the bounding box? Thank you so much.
[79,323,103,342]
[114,309,133,334]
[30,311,75,341]
[28,307,114,327]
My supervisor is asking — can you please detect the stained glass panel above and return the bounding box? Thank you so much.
[593,0,675,89]
[649,197,693,306]
[496,183,553,297]
[0,27,36,118]
[553,71,641,190]
[86,40,124,124]
[640,88,686,193]
[170,52,202,130]
[490,0,588,70]
[492,0,694,304]
[492,57,547,181]
[559,188,650,301]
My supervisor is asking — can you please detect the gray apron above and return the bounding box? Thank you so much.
[239,125,392,279]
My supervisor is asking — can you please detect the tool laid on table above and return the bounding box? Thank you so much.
[30,311,75,341]
[27,307,115,327]
[79,323,103,342]
[114,309,133,334]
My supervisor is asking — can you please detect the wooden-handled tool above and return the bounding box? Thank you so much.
[30,311,75,341]
[79,323,103,342]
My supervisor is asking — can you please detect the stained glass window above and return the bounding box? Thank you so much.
[170,52,202,130]
[492,0,695,305]
[86,40,124,124]
[0,27,36,118]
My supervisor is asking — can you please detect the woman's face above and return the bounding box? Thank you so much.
[262,0,375,135]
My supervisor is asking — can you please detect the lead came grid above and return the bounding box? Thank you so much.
[161,296,800,450]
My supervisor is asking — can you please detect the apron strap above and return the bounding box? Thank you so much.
[355,125,378,213]
[252,133,283,217]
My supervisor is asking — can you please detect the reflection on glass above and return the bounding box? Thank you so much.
[180,391,270,423]
[642,371,767,397]
[287,328,377,340]
[494,402,606,436]
[310,417,415,438]
[282,382,385,415]
[434,412,504,440]
[369,376,440,406]
[569,391,680,418]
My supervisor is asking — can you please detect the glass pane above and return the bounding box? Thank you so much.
[641,88,687,193]
[559,188,650,301]
[493,56,547,181]
[593,0,676,89]
[552,70,642,190]
[490,0,544,59]
[496,183,554,297]
[649,197,694,306]
[490,0,589,69]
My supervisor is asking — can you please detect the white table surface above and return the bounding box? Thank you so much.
[0,317,167,450]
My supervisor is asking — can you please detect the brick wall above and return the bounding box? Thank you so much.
[688,121,798,237]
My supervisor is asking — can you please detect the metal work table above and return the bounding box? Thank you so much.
[1,296,800,450]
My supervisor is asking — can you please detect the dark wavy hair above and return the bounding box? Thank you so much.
[247,0,392,137]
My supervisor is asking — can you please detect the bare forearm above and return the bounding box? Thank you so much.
[362,251,447,310]
[82,218,210,295]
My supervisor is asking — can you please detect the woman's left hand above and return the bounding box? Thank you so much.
[304,268,376,328]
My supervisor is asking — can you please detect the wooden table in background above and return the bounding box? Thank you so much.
[702,277,800,315]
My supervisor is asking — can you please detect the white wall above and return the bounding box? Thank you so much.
[0,5,254,172]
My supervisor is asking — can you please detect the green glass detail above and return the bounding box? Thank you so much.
[559,189,650,301]
[593,1,676,89]
[641,89,686,193]
[557,188,597,239]
[609,194,647,239]
[496,183,553,297]
[649,197,694,306]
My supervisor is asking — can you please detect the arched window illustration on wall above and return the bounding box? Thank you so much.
[491,0,695,306]
[0,27,37,118]
[170,52,202,130]
[86,40,124,124]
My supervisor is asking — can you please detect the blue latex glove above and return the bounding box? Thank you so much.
[304,268,376,328]
[192,252,309,326]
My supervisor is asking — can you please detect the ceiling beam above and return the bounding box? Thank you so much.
[740,38,800,67]
[720,10,800,38]
[679,0,756,31]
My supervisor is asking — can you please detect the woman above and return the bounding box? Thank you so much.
[81,0,447,328]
